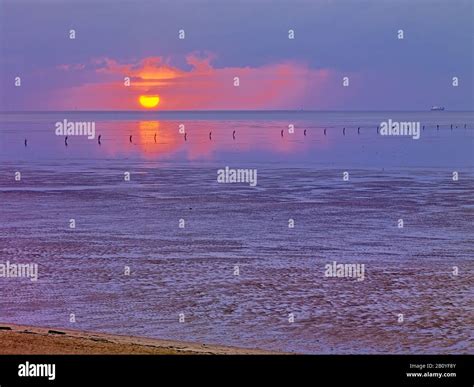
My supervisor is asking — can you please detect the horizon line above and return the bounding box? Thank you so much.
[2,109,473,114]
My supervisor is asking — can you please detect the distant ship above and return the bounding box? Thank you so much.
[431,106,445,111]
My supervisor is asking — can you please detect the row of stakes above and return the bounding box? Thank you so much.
[20,123,471,147]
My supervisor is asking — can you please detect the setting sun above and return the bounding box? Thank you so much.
[139,95,160,108]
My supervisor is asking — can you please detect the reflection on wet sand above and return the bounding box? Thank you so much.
[100,120,315,161]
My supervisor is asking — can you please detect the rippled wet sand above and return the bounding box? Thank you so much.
[0,164,472,353]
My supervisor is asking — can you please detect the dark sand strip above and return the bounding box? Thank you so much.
[0,323,279,355]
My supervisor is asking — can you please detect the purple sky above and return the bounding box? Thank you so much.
[0,0,473,110]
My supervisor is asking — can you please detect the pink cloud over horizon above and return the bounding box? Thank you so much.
[52,53,356,110]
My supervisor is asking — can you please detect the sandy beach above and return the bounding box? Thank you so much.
[0,323,277,355]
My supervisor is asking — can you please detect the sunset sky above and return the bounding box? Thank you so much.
[0,0,472,111]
